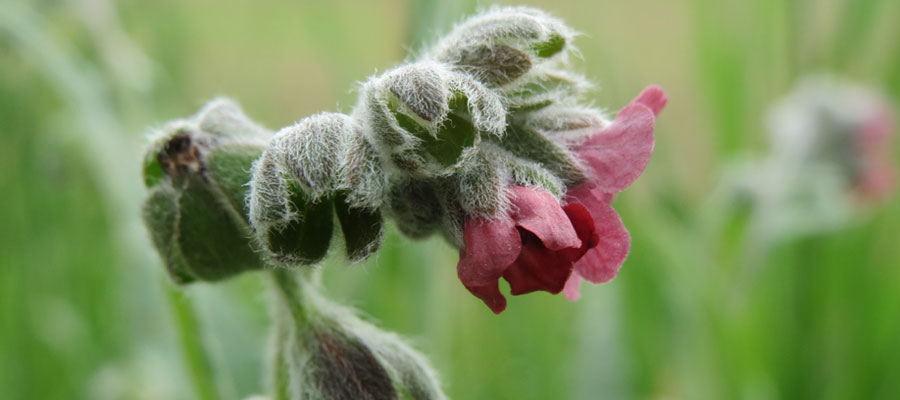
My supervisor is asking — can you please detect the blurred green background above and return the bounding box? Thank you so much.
[2,0,900,399]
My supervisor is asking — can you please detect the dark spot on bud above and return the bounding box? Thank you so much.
[158,132,207,177]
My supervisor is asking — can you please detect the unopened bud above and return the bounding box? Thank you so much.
[249,152,335,265]
[249,115,386,264]
[430,6,574,86]
[270,271,446,400]
[270,113,355,199]
[141,99,270,283]
[359,64,505,177]
[387,62,450,124]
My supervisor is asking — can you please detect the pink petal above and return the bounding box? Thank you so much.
[508,186,580,251]
[568,186,631,284]
[576,102,656,193]
[633,85,668,116]
[457,216,522,314]
[503,230,577,295]
[561,202,600,256]
[502,202,598,296]
[562,273,583,301]
[567,184,614,204]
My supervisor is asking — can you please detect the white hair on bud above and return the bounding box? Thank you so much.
[506,155,567,199]
[384,61,452,127]
[455,144,512,218]
[341,133,385,209]
[446,70,508,136]
[428,6,578,84]
[355,73,428,172]
[248,151,297,235]
[269,112,355,199]
[499,67,594,111]
[196,97,271,142]
[522,104,611,145]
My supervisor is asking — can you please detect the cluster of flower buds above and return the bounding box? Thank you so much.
[142,101,447,399]
[728,76,896,240]
[142,99,272,283]
[247,6,667,313]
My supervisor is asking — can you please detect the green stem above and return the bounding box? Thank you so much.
[164,284,221,400]
[269,268,320,326]
[267,267,320,400]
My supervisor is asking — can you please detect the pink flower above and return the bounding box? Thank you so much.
[457,186,598,314]
[562,86,668,300]
[457,86,667,312]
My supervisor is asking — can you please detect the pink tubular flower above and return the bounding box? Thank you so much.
[457,86,667,312]
[457,186,598,314]
[562,86,668,300]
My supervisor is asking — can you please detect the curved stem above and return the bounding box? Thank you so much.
[267,267,320,400]
[269,267,320,326]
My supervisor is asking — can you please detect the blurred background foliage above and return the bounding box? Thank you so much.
[2,0,900,399]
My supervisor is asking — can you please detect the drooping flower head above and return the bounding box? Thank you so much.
[238,6,668,313]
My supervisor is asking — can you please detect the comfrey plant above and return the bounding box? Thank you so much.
[142,6,666,399]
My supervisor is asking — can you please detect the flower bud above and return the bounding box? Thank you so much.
[141,99,270,283]
[358,63,506,177]
[269,113,355,200]
[270,271,446,400]
[249,113,385,265]
[429,6,574,86]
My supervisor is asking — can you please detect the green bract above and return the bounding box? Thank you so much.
[141,99,270,283]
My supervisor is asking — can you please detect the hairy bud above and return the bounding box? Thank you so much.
[249,113,385,265]
[141,99,270,283]
[269,113,355,199]
[429,6,575,86]
[521,105,609,138]
[358,63,506,177]
[270,271,446,400]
